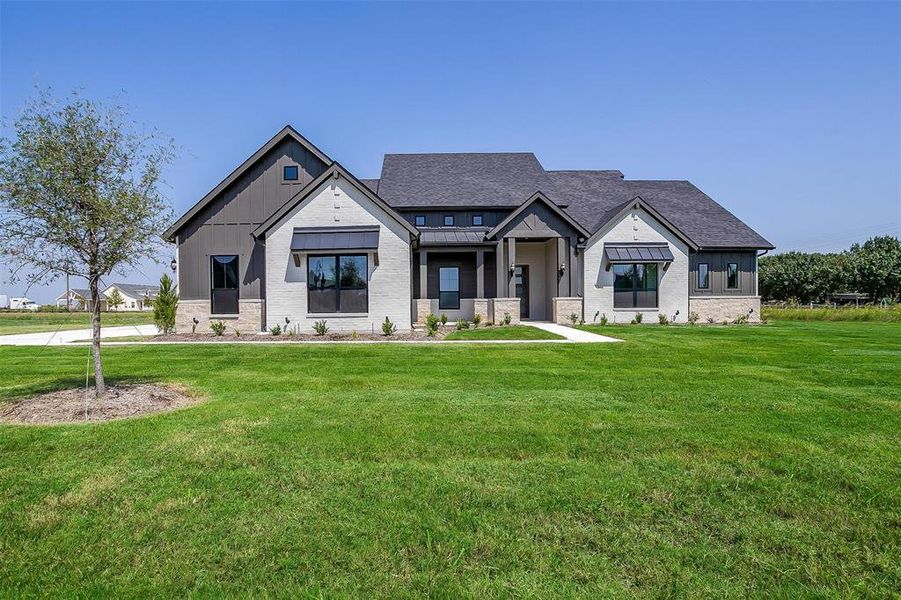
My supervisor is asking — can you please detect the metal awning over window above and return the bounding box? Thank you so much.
[291,227,379,252]
[604,243,674,263]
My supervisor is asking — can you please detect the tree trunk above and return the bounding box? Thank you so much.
[89,274,106,397]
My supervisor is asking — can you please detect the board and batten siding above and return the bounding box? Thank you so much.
[176,138,328,301]
[264,174,413,332]
[582,207,690,324]
[689,251,757,296]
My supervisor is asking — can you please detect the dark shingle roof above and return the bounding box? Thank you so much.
[548,171,773,249]
[377,153,560,208]
[359,178,380,193]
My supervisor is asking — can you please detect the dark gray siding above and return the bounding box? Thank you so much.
[400,210,510,229]
[690,251,757,296]
[412,251,497,299]
[177,139,328,300]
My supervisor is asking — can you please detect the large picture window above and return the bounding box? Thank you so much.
[613,263,658,308]
[726,262,739,289]
[439,267,460,310]
[211,255,239,314]
[308,254,368,313]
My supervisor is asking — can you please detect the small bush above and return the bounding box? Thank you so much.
[455,318,470,330]
[440,313,448,325]
[381,317,397,336]
[569,313,579,325]
[313,320,329,336]
[502,312,512,326]
[634,312,643,324]
[210,320,226,336]
[233,328,241,337]
[426,321,439,337]
[599,313,608,326]
[688,311,700,325]
[269,324,281,336]
[425,313,439,330]
[707,317,715,324]
[733,313,749,325]
[473,313,482,328]
[658,313,669,326]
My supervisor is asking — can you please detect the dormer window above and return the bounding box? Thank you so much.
[443,215,455,226]
[472,214,483,226]
[414,215,426,227]
[283,165,299,181]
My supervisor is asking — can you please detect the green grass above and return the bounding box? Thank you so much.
[0,321,898,596]
[762,305,901,322]
[0,311,154,336]
[444,324,565,341]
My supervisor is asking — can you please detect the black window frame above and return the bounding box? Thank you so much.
[307,254,369,314]
[414,215,426,227]
[443,215,455,227]
[438,266,460,310]
[612,263,658,309]
[283,165,299,181]
[210,254,240,315]
[697,262,709,289]
[726,262,739,289]
[472,214,483,226]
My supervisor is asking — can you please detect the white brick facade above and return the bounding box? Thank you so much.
[264,175,413,333]
[583,207,690,324]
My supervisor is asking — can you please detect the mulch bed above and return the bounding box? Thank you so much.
[143,327,456,342]
[0,384,201,425]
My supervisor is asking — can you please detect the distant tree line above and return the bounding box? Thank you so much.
[759,236,901,304]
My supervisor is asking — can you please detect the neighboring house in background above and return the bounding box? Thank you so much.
[102,283,160,312]
[164,126,773,332]
[55,288,96,311]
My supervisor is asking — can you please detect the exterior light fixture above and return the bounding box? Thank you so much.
[170,258,177,272]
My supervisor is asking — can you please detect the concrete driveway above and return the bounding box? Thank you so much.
[0,324,158,346]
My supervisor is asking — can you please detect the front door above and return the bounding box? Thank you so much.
[514,265,530,319]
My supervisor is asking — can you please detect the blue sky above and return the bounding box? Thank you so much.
[2,1,899,303]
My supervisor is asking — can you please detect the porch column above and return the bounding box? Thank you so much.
[495,240,505,296]
[419,249,428,299]
[507,237,516,295]
[569,237,579,296]
[476,249,485,298]
[557,237,569,296]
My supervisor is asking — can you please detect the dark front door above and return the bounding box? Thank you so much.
[514,265,529,319]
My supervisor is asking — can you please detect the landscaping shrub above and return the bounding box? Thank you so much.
[569,313,579,325]
[733,313,749,325]
[269,324,281,336]
[455,318,470,330]
[210,320,226,336]
[440,313,448,325]
[634,312,643,324]
[313,320,328,336]
[658,313,669,325]
[472,313,482,328]
[381,317,397,336]
[599,313,608,326]
[502,312,512,326]
[154,273,178,334]
[761,305,901,322]
[688,311,700,325]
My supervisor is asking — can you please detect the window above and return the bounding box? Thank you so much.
[414,215,426,227]
[697,263,709,289]
[283,165,299,181]
[472,214,483,226]
[211,255,239,314]
[613,263,658,308]
[308,255,368,313]
[726,262,739,289]
[443,215,455,226]
[439,267,460,310]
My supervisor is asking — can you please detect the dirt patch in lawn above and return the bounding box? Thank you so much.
[0,384,201,425]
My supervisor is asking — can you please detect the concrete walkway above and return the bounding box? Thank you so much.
[528,321,622,343]
[0,324,158,346]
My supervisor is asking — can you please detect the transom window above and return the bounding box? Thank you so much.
[472,214,483,226]
[443,215,455,227]
[698,262,709,289]
[726,262,739,289]
[439,267,460,310]
[211,255,239,314]
[613,263,658,308]
[308,255,368,313]
[283,165,299,181]
[414,215,426,227]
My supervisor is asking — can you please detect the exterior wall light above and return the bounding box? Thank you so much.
[170,258,177,272]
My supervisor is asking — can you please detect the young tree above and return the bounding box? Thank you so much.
[153,273,178,334]
[851,236,901,302]
[0,92,174,396]
[107,287,124,311]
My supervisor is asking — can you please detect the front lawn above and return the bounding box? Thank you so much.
[0,310,154,336]
[0,321,898,596]
[444,324,565,340]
